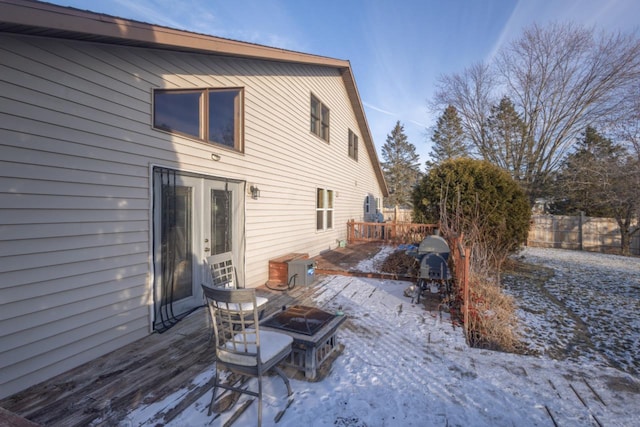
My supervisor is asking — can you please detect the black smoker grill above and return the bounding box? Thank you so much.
[409,235,452,303]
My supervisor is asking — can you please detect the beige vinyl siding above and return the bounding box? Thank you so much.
[240,62,383,284]
[0,32,384,397]
[0,34,156,397]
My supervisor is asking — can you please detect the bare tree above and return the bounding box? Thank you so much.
[434,62,495,156]
[434,22,640,201]
[613,82,640,159]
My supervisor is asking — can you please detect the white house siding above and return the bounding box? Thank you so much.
[0,33,384,398]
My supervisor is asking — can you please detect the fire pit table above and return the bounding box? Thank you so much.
[260,305,346,380]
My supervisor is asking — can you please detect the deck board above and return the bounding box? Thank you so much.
[0,282,337,426]
[0,244,382,426]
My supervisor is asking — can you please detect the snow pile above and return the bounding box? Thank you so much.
[122,247,640,426]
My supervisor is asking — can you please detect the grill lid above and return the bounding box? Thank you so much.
[418,235,450,255]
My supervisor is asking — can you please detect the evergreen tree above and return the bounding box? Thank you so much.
[552,126,640,255]
[554,126,624,216]
[427,105,467,169]
[485,96,530,186]
[381,121,421,208]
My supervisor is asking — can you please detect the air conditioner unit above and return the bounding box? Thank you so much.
[287,258,316,286]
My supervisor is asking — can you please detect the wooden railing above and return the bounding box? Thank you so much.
[346,220,439,245]
[447,234,471,340]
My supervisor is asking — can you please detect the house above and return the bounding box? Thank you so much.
[0,0,388,399]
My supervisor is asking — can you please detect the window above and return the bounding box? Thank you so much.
[348,129,359,161]
[316,188,334,231]
[153,88,243,150]
[310,94,330,142]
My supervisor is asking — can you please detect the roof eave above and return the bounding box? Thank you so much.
[0,0,349,67]
[0,0,389,196]
[340,68,389,197]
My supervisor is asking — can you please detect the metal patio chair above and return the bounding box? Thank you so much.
[205,252,268,313]
[201,286,293,426]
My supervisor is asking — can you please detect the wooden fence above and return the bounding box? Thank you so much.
[346,220,439,245]
[447,234,471,340]
[528,214,639,255]
[381,207,413,223]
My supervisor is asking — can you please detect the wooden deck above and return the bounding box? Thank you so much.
[0,244,386,427]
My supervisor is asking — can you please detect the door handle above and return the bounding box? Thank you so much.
[204,247,210,252]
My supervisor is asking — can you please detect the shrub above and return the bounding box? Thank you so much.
[412,158,530,272]
[412,159,530,351]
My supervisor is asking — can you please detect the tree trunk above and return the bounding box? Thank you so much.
[617,216,632,256]
[620,230,631,256]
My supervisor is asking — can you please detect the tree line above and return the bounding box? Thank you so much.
[381,22,640,256]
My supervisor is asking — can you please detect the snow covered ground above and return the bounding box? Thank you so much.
[121,247,640,426]
[504,247,640,377]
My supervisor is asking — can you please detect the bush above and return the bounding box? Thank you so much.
[412,158,530,271]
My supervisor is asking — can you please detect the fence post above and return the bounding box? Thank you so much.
[463,247,470,340]
[579,211,584,251]
[348,219,354,244]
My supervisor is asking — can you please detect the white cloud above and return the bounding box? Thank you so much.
[363,101,396,117]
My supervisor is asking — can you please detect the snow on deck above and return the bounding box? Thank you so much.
[122,247,639,426]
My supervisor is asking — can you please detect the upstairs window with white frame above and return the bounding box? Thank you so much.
[153,88,243,151]
[310,94,330,142]
[348,129,359,161]
[316,188,334,231]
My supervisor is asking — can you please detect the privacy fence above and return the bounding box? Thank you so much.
[527,214,640,256]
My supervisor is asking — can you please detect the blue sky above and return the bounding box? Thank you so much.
[46,0,640,169]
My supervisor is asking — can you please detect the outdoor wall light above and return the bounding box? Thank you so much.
[211,153,221,161]
[250,185,260,199]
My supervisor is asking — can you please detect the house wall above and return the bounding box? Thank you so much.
[0,33,384,398]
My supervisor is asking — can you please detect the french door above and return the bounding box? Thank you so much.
[152,168,245,331]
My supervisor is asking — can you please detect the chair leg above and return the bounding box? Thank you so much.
[257,375,263,427]
[273,365,293,396]
[208,368,220,416]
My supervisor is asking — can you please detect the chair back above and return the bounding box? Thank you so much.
[206,252,237,289]
[201,286,262,367]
